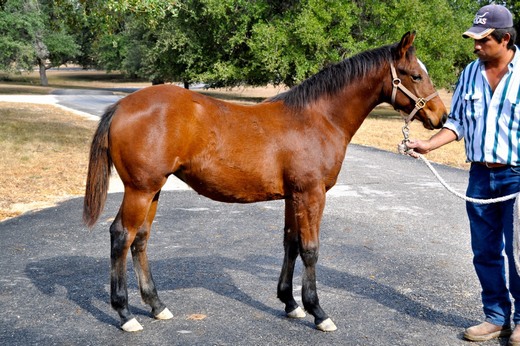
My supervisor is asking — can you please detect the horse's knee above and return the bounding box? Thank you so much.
[131,230,149,253]
[300,247,319,266]
[110,218,128,251]
[109,217,123,236]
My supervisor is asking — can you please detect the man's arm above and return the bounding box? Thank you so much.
[406,127,458,154]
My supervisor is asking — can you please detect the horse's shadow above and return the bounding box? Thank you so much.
[26,253,476,330]
[25,254,293,329]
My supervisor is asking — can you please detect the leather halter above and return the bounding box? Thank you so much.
[390,62,438,124]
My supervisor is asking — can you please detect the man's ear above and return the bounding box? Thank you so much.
[503,32,512,45]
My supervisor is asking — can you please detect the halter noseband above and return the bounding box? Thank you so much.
[390,62,438,124]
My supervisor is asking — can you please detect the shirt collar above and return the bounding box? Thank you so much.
[510,45,519,69]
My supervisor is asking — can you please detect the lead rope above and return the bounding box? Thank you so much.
[398,125,520,273]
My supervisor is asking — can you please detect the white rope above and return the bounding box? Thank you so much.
[415,153,519,204]
[407,150,520,273]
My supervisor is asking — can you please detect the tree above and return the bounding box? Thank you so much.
[351,0,477,88]
[5,0,515,89]
[249,0,360,87]
[127,0,482,89]
[0,0,41,75]
[91,0,360,87]
[0,0,80,85]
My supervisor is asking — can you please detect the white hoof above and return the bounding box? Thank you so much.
[316,318,337,332]
[287,306,306,319]
[155,307,174,320]
[121,318,143,332]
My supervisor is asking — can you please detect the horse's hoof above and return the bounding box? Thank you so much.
[287,306,306,319]
[121,318,143,332]
[316,318,337,332]
[155,307,174,320]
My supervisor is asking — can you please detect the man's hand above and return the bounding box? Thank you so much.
[406,139,432,155]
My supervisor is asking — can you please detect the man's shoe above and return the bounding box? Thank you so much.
[509,325,520,346]
[463,322,511,342]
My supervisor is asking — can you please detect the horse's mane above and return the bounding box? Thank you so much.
[268,43,404,108]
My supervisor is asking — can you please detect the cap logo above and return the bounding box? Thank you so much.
[473,12,489,25]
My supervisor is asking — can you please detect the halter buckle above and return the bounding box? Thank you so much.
[415,98,426,109]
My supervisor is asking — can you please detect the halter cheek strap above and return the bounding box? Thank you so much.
[390,62,438,124]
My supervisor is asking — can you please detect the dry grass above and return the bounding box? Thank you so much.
[0,102,95,220]
[0,70,466,221]
[352,107,468,170]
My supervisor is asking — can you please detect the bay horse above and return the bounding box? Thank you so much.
[83,32,447,333]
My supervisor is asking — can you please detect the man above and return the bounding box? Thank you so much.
[406,4,520,345]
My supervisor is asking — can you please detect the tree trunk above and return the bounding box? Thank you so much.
[183,81,189,89]
[37,58,48,86]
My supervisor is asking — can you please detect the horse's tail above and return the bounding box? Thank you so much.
[83,103,119,228]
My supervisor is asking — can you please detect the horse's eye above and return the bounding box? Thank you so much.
[411,74,422,82]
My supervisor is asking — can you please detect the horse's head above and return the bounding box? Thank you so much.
[388,32,447,130]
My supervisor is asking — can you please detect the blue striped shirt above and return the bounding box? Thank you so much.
[444,45,520,165]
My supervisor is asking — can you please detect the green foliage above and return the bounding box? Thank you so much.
[43,30,80,67]
[0,0,41,72]
[94,0,488,89]
[0,0,80,83]
[249,0,359,86]
[105,0,179,25]
[2,0,519,89]
[353,0,477,88]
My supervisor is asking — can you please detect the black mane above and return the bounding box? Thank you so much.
[267,43,399,108]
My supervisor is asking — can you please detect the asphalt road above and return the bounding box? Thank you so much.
[0,91,504,345]
[51,88,125,116]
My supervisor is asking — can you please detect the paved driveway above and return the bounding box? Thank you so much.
[1,133,495,345]
[1,90,500,345]
[0,88,126,118]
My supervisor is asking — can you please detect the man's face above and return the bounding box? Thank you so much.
[473,35,509,62]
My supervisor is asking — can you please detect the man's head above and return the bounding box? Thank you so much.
[463,4,514,40]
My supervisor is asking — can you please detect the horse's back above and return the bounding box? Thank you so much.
[108,85,290,200]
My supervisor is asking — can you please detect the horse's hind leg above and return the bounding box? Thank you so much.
[131,191,173,321]
[278,203,306,319]
[110,189,157,332]
[110,211,140,331]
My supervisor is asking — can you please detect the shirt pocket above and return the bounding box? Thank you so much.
[463,92,484,119]
[501,95,520,129]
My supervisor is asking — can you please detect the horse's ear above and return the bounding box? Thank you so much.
[396,31,416,59]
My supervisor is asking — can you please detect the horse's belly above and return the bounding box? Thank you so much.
[177,170,285,203]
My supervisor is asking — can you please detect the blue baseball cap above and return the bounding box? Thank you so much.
[463,4,514,39]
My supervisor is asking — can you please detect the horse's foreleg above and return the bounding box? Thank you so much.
[278,203,306,319]
[131,191,173,321]
[296,187,337,332]
[300,247,336,332]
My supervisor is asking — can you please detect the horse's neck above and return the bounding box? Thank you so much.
[325,74,386,141]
